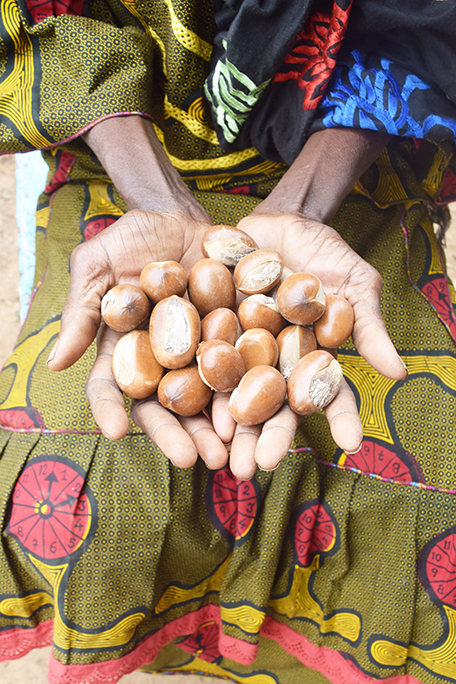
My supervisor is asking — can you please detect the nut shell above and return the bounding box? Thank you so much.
[313,294,354,348]
[188,258,236,318]
[140,261,187,303]
[112,330,164,399]
[196,340,246,392]
[237,295,286,337]
[228,365,287,426]
[276,273,326,326]
[234,250,284,295]
[149,295,201,369]
[157,365,212,416]
[235,329,279,371]
[276,325,317,380]
[201,225,258,266]
[201,308,240,345]
[287,350,343,415]
[101,284,149,332]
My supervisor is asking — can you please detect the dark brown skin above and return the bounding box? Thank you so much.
[47,116,406,478]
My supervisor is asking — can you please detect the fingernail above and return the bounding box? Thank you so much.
[400,357,408,376]
[258,463,281,472]
[46,341,58,366]
[345,443,362,455]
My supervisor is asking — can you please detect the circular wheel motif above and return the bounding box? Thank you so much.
[179,621,221,663]
[341,439,424,484]
[7,458,93,562]
[293,500,337,567]
[209,467,258,542]
[419,529,456,607]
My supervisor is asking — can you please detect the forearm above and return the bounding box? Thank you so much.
[82,115,207,219]
[259,128,391,224]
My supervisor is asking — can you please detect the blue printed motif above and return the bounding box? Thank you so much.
[321,50,456,140]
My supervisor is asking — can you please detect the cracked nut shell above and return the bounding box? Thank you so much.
[149,295,201,369]
[276,325,317,380]
[233,249,284,295]
[201,225,258,267]
[287,350,343,415]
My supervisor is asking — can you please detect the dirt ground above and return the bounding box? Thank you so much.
[1,155,456,683]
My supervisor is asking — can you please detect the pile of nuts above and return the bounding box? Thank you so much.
[101,226,354,426]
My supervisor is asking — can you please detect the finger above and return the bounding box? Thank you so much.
[48,242,109,371]
[229,424,262,481]
[254,404,299,471]
[131,399,198,468]
[179,414,229,469]
[85,325,129,440]
[211,392,236,444]
[323,378,363,453]
[344,266,407,381]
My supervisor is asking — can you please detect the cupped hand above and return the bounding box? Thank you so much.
[237,210,407,381]
[47,209,212,372]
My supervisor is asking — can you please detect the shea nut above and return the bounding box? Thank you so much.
[234,249,284,295]
[276,273,326,326]
[149,295,201,369]
[196,340,246,392]
[101,284,149,332]
[112,330,164,399]
[201,225,258,267]
[287,350,343,415]
[140,261,187,303]
[157,365,212,416]
[188,258,236,318]
[313,294,354,348]
[228,365,287,426]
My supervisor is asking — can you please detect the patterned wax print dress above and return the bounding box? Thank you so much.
[1,0,456,683]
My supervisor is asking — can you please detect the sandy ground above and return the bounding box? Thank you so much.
[1,155,456,683]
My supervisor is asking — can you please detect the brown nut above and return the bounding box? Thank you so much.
[112,330,164,399]
[201,225,258,266]
[188,258,236,318]
[201,308,240,345]
[287,350,343,415]
[237,295,286,337]
[228,365,287,426]
[157,365,212,416]
[140,261,187,303]
[276,325,317,380]
[235,329,279,371]
[196,340,246,392]
[101,284,149,332]
[276,273,326,325]
[233,249,284,295]
[313,294,354,348]
[149,295,201,369]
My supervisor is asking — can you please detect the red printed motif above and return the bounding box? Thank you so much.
[7,458,92,562]
[83,217,118,241]
[273,1,352,110]
[25,0,85,24]
[293,500,337,567]
[419,529,456,608]
[439,167,456,204]
[179,621,221,663]
[209,467,258,542]
[0,407,45,430]
[44,151,76,196]
[340,438,425,484]
[420,275,456,341]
